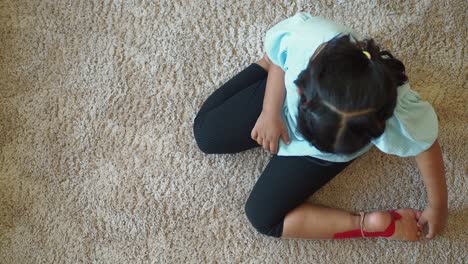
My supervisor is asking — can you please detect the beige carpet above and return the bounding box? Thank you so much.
[1,0,467,263]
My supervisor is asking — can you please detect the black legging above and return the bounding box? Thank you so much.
[193,63,353,237]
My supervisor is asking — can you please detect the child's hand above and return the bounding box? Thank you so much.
[251,111,290,154]
[417,205,448,239]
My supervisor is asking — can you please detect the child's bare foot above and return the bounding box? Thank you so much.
[364,208,423,241]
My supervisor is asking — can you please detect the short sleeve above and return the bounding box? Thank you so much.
[264,13,357,72]
[372,85,439,157]
[264,13,310,71]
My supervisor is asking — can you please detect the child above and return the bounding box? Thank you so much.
[193,12,447,241]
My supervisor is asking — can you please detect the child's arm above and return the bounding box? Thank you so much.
[251,54,290,154]
[414,139,448,239]
[262,57,286,116]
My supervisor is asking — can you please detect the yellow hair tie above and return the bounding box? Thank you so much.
[362,51,371,59]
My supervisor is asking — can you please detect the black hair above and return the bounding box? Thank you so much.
[294,34,408,154]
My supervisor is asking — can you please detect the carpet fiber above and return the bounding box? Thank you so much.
[0,0,467,263]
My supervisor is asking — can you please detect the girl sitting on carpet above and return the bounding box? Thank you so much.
[193,12,447,241]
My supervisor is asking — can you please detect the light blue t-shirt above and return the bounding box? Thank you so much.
[264,12,438,162]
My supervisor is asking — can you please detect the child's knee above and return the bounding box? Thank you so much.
[244,198,283,238]
[193,115,213,154]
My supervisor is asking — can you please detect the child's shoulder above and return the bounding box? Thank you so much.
[287,13,360,48]
[372,82,438,157]
[396,82,412,99]
[284,12,352,32]
[396,82,432,107]
[266,12,357,52]
[290,12,335,23]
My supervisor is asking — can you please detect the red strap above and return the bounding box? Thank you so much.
[333,210,402,239]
